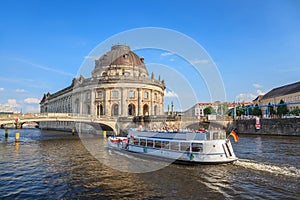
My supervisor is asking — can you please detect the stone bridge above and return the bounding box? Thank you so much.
[0,113,117,133]
[0,113,233,134]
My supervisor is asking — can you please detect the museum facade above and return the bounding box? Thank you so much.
[40,45,166,118]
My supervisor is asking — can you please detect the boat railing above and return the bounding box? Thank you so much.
[206,129,227,140]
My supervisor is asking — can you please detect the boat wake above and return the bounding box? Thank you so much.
[235,159,300,178]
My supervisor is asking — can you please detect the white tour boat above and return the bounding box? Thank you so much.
[107,129,238,164]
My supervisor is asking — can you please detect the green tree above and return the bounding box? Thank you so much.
[236,104,246,116]
[204,106,215,115]
[289,107,300,116]
[268,103,276,115]
[277,99,289,117]
[250,104,262,116]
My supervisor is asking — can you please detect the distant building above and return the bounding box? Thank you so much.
[184,101,252,117]
[253,81,300,112]
[40,45,166,117]
[0,105,14,114]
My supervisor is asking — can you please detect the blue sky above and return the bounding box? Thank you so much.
[0,0,300,113]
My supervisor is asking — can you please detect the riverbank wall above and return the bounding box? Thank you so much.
[234,118,300,136]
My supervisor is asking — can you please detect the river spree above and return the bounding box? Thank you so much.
[0,128,299,199]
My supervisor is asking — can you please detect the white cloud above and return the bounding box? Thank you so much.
[0,88,4,92]
[16,89,25,93]
[164,90,178,98]
[236,93,256,102]
[84,55,96,60]
[161,52,174,57]
[7,99,17,106]
[24,97,40,104]
[5,99,21,108]
[169,58,175,62]
[24,105,40,113]
[257,89,265,95]
[253,83,262,88]
[233,88,265,103]
[190,58,210,65]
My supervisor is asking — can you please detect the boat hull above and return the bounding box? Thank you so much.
[107,136,238,165]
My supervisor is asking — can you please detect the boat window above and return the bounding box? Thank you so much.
[213,132,219,140]
[147,139,153,147]
[161,141,170,149]
[180,142,190,152]
[170,142,179,151]
[191,143,203,152]
[140,139,146,146]
[154,140,162,148]
[133,138,139,145]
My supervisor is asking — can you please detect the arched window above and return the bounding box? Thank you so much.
[87,105,90,115]
[154,105,158,116]
[97,104,104,116]
[112,104,119,116]
[143,104,149,116]
[128,103,136,116]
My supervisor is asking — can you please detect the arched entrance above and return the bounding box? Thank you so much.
[143,104,149,116]
[112,104,119,116]
[97,104,104,116]
[154,105,158,116]
[128,103,136,116]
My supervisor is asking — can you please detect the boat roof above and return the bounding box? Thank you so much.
[129,130,207,141]
[132,135,209,143]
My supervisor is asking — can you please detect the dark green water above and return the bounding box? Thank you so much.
[0,129,299,199]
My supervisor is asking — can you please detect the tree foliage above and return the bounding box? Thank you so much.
[236,104,246,116]
[268,103,276,115]
[289,107,300,116]
[204,106,215,115]
[250,104,262,116]
[277,99,289,117]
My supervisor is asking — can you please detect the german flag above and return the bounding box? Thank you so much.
[230,130,239,143]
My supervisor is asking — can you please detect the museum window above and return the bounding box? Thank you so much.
[129,90,135,98]
[128,103,136,116]
[154,105,158,115]
[154,93,158,100]
[112,90,119,98]
[98,91,103,98]
[87,105,90,115]
[86,92,90,100]
[144,91,149,99]
[112,104,119,116]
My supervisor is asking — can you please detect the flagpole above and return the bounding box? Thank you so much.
[227,128,236,139]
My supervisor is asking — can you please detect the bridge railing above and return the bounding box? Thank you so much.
[0,112,116,121]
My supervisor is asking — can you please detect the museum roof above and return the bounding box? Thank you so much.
[95,45,145,67]
[261,81,300,100]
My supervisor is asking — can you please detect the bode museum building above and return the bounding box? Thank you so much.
[40,45,166,124]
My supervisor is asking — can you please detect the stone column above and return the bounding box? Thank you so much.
[150,89,153,116]
[91,89,95,117]
[79,92,83,115]
[121,88,127,116]
[104,89,110,117]
[138,88,143,116]
[161,92,164,115]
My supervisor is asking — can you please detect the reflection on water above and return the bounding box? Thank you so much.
[79,133,172,174]
[0,129,299,199]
